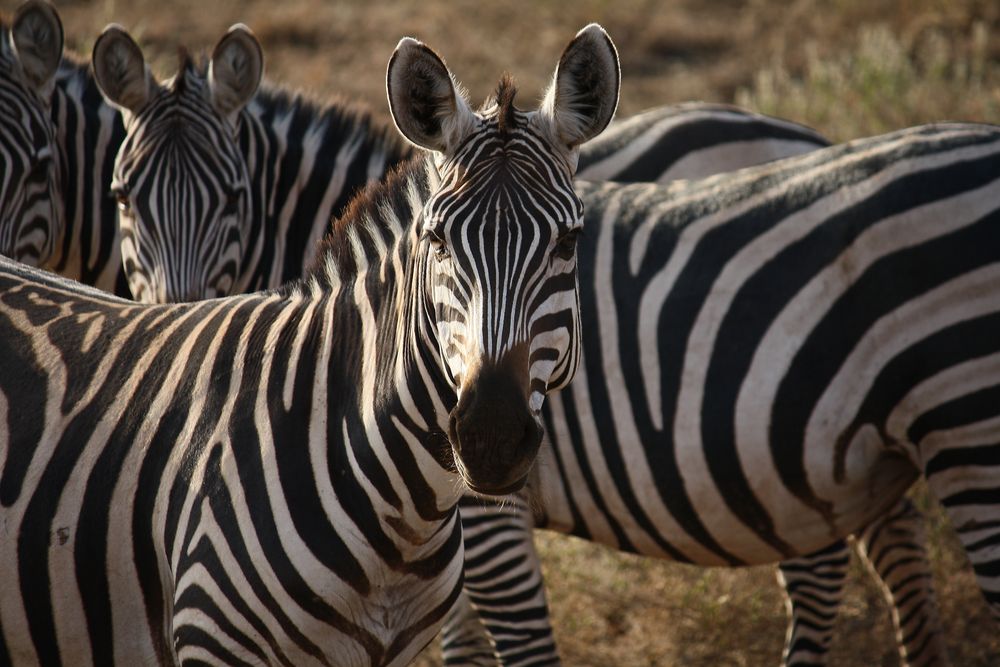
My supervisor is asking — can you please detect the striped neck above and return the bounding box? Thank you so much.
[49,53,128,294]
[305,156,460,519]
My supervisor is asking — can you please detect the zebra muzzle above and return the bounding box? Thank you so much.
[448,358,543,496]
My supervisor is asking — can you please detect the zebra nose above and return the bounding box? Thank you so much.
[448,360,542,495]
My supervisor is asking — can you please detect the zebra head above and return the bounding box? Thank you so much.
[388,25,619,495]
[92,24,262,303]
[0,0,63,266]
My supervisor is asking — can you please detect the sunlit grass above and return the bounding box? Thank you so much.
[737,22,1000,141]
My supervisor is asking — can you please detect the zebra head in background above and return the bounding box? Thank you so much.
[0,0,63,266]
[386,25,619,494]
[92,24,261,303]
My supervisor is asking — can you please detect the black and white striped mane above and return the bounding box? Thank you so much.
[307,155,428,286]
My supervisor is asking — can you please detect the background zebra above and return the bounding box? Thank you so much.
[84,19,949,667]
[0,24,620,665]
[91,21,412,303]
[48,33,127,293]
[0,0,63,267]
[577,101,828,183]
[88,18,830,305]
[0,1,127,294]
[445,140,950,667]
[454,122,1000,667]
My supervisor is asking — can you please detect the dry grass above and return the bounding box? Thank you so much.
[8,0,999,664]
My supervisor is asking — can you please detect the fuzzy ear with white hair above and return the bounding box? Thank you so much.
[208,24,262,126]
[386,37,476,154]
[10,0,63,98]
[92,24,152,115]
[540,23,620,151]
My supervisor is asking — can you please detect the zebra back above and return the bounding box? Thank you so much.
[577,101,830,182]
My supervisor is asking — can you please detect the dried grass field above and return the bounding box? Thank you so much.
[9,0,1000,664]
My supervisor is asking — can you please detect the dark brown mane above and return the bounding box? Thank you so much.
[308,155,426,280]
[494,72,518,135]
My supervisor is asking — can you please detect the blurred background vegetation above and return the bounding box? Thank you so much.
[6,0,998,664]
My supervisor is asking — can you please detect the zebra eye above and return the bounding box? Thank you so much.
[553,229,580,261]
[222,188,242,217]
[424,229,450,261]
[113,189,132,213]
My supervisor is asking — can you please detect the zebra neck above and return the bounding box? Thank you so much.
[309,157,462,522]
[48,54,128,295]
[236,88,414,292]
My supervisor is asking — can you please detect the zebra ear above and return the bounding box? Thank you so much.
[208,24,262,124]
[10,0,63,97]
[386,37,475,154]
[92,25,151,115]
[540,23,620,150]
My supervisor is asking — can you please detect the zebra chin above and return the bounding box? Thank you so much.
[447,357,544,496]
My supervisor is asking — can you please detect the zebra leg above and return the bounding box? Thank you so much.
[924,462,1000,623]
[855,497,950,667]
[441,588,500,666]
[777,540,851,667]
[447,493,561,666]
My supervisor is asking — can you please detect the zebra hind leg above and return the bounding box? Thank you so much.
[777,539,850,667]
[855,496,951,667]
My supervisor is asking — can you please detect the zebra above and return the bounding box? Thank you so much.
[48,27,128,293]
[0,0,127,294]
[0,24,620,665]
[452,122,1000,667]
[90,22,413,304]
[86,22,949,666]
[0,0,63,267]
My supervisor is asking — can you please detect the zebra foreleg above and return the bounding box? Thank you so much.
[777,540,851,667]
[447,494,560,666]
[855,497,950,667]
[441,589,500,666]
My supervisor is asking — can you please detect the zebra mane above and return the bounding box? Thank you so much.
[488,73,518,135]
[306,154,428,285]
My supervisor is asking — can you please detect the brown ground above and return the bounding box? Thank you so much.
[7,0,999,664]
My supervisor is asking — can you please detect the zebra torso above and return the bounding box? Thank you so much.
[0,225,462,666]
[537,122,1000,564]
